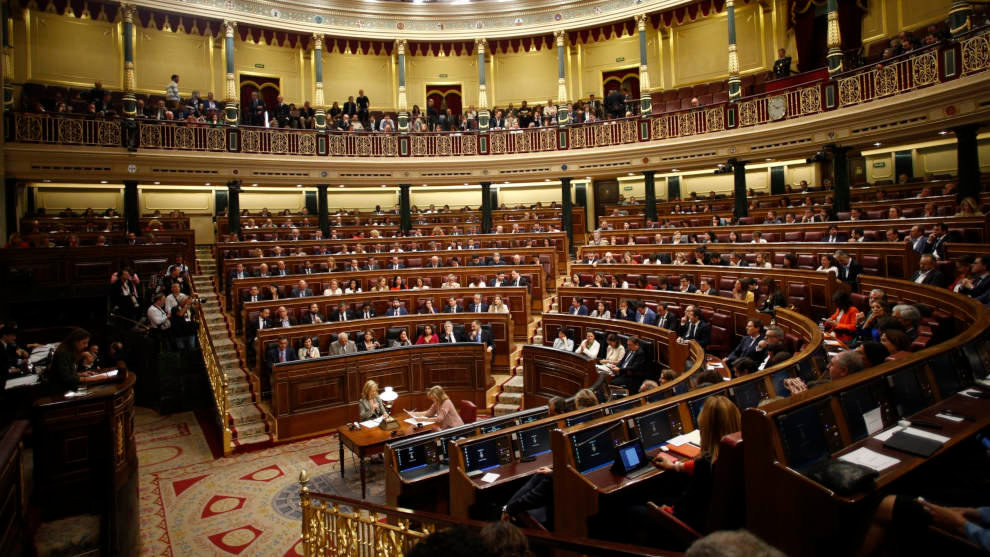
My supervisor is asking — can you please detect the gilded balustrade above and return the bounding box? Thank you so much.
[14,113,121,146]
[837,47,940,107]
[196,304,233,455]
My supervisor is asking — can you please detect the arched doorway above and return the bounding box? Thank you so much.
[602,69,640,100]
[239,74,281,125]
[426,85,463,117]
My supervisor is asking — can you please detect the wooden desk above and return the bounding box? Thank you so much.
[0,421,28,557]
[338,410,422,499]
[270,339,492,440]
[215,231,570,276]
[32,372,137,556]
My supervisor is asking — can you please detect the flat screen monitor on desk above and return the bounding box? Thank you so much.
[634,409,675,452]
[479,420,513,435]
[928,351,964,396]
[888,366,928,417]
[689,394,716,428]
[607,398,641,415]
[396,443,429,473]
[517,424,552,459]
[463,438,503,473]
[571,424,621,474]
[565,409,603,427]
[838,381,885,442]
[517,410,548,425]
[776,404,830,473]
[437,433,468,461]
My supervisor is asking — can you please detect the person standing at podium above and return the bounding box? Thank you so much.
[358,380,385,421]
[43,328,102,394]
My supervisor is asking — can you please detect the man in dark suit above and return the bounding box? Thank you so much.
[439,321,463,343]
[467,320,495,355]
[425,255,444,269]
[824,225,842,243]
[773,48,792,77]
[247,308,273,344]
[300,303,324,325]
[725,319,764,368]
[605,87,627,119]
[655,303,678,331]
[634,303,658,326]
[242,286,263,304]
[679,308,710,348]
[567,298,588,315]
[500,468,554,529]
[509,270,528,287]
[357,303,376,320]
[228,263,250,287]
[342,95,357,118]
[330,302,353,322]
[365,258,381,271]
[300,261,316,275]
[388,256,405,270]
[290,279,313,298]
[911,254,947,287]
[444,296,463,313]
[468,294,489,313]
[266,337,298,367]
[926,223,954,260]
[751,326,786,371]
[834,250,863,290]
[615,301,635,321]
[274,261,289,276]
[608,336,651,392]
[960,255,990,299]
[274,306,294,328]
[467,254,485,267]
[727,253,748,267]
[489,272,508,287]
[906,225,928,254]
[385,299,409,316]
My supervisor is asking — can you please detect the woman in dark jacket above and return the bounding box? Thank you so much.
[44,328,97,394]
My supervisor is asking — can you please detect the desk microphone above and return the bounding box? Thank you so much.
[574,421,624,449]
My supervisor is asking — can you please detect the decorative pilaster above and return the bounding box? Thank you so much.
[121,4,136,120]
[636,15,652,115]
[223,21,239,126]
[830,146,851,213]
[227,180,242,238]
[313,34,326,130]
[643,171,657,222]
[561,177,573,254]
[731,160,748,219]
[555,30,570,125]
[2,1,14,112]
[396,39,409,133]
[477,38,490,132]
[726,0,741,102]
[480,182,492,234]
[399,184,411,235]
[826,0,843,76]
[949,1,972,37]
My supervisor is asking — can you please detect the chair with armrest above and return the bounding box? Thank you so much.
[458,400,477,424]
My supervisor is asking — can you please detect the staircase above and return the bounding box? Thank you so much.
[192,245,272,453]
[489,294,551,416]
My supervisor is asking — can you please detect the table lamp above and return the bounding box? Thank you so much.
[379,386,400,430]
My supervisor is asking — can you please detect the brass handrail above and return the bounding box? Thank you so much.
[297,470,675,557]
[195,298,233,455]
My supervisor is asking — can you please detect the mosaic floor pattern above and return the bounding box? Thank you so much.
[137,408,385,556]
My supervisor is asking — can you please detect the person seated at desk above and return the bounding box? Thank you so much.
[329,332,357,355]
[41,328,105,394]
[606,336,651,392]
[824,290,860,343]
[358,331,381,352]
[552,329,574,351]
[861,495,990,554]
[416,324,439,344]
[575,331,600,358]
[499,389,599,528]
[488,295,510,314]
[783,350,866,394]
[635,395,742,539]
[391,330,413,348]
[408,385,463,430]
[358,380,385,421]
[724,319,764,369]
[298,337,320,359]
[679,308,711,348]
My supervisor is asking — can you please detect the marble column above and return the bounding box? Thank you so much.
[826,0,844,76]
[555,30,570,125]
[313,34,327,130]
[223,21,239,125]
[636,15,652,115]
[397,39,409,133]
[477,38,490,132]
[727,0,741,102]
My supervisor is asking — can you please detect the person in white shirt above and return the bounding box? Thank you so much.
[751,231,768,244]
[147,294,171,331]
[323,279,343,296]
[298,337,320,359]
[164,283,188,314]
[574,331,600,358]
[816,254,839,276]
[595,333,626,375]
[552,329,574,351]
[488,295,510,313]
[589,301,611,319]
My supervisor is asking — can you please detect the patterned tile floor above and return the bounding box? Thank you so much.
[137,407,384,556]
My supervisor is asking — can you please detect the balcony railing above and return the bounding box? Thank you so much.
[9,27,989,159]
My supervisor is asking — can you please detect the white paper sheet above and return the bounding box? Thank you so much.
[902,427,950,444]
[480,472,500,483]
[359,417,384,428]
[935,413,964,423]
[873,427,903,442]
[960,388,982,398]
[839,447,901,472]
[5,374,39,389]
[404,417,435,425]
[863,407,884,435]
[667,429,702,447]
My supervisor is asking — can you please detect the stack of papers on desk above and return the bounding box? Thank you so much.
[404,417,435,426]
[667,429,702,447]
[359,417,384,428]
[839,447,900,472]
[5,374,39,389]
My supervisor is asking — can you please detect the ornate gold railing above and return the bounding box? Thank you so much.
[139,122,227,151]
[195,302,233,455]
[14,113,121,146]
[11,28,989,159]
[298,470,670,557]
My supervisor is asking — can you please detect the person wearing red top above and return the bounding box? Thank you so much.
[825,290,860,343]
[415,324,439,345]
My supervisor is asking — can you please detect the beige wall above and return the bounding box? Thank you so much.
[577,35,639,98]
[235,41,306,104]
[498,183,562,206]
[326,188,397,211]
[862,0,953,48]
[323,51,394,110]
[863,136,990,182]
[405,55,480,110]
[492,49,558,106]
[135,27,214,96]
[24,11,121,89]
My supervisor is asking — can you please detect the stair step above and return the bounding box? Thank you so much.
[228,405,265,426]
[229,391,254,406]
[232,432,272,447]
[496,392,522,405]
[494,403,521,416]
[503,375,524,393]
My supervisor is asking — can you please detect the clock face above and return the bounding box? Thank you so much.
[769,96,786,121]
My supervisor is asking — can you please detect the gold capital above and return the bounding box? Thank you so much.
[313,33,324,50]
[223,20,236,38]
[120,3,135,23]
[555,30,566,47]
[635,14,647,31]
[475,37,486,54]
[397,39,407,56]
